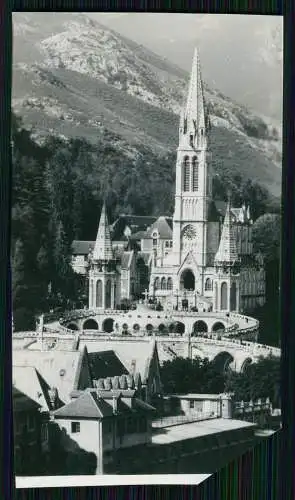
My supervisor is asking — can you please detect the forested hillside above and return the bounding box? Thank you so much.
[11,113,280,333]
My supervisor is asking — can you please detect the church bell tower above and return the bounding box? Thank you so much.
[173,48,212,268]
[88,202,117,310]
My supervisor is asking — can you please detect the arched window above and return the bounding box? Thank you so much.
[105,280,112,309]
[183,156,190,192]
[90,280,94,308]
[215,283,218,311]
[161,277,166,290]
[230,282,237,311]
[167,278,173,290]
[96,280,103,308]
[192,156,199,191]
[220,282,228,310]
[154,278,160,291]
[205,278,212,291]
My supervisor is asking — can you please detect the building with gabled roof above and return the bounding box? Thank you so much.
[79,339,162,404]
[12,346,93,405]
[52,388,156,474]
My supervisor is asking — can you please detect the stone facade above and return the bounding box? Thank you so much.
[71,48,265,315]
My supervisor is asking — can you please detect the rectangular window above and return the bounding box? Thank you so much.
[153,238,157,247]
[189,400,195,409]
[71,421,80,433]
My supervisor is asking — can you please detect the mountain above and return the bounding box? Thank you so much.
[12,12,282,199]
[90,13,283,121]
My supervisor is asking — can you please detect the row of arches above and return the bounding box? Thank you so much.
[183,156,199,192]
[212,352,253,374]
[65,321,253,374]
[215,282,237,311]
[154,277,173,291]
[67,318,226,335]
[89,279,115,309]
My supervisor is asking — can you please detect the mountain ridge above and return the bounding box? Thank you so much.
[12,12,282,198]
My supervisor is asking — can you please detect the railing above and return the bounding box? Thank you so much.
[234,398,272,413]
[152,412,220,429]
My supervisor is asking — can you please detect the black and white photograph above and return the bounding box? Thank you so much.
[11,12,282,485]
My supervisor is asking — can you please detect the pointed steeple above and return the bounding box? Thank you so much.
[184,47,206,135]
[215,198,239,266]
[93,202,113,261]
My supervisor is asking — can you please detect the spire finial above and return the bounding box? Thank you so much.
[181,47,206,145]
[92,201,113,261]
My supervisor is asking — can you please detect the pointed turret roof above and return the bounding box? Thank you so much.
[184,47,206,134]
[93,202,114,261]
[215,199,239,266]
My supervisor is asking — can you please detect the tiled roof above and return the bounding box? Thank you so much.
[129,231,148,240]
[146,216,173,239]
[53,389,155,420]
[12,349,92,405]
[111,215,157,241]
[80,340,157,384]
[13,386,41,412]
[121,251,134,270]
[214,201,244,221]
[13,365,52,412]
[93,203,114,261]
[215,202,239,266]
[88,350,129,380]
[53,390,114,419]
[72,240,95,256]
[137,252,152,266]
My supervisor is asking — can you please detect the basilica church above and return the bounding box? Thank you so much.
[71,49,265,315]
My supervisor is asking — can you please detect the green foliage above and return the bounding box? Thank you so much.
[225,355,280,405]
[160,356,226,395]
[252,213,281,262]
[11,110,281,331]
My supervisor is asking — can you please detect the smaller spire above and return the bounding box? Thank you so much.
[93,202,114,261]
[215,198,239,267]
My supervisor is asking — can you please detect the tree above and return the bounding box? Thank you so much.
[252,213,281,262]
[160,356,226,395]
[225,355,280,405]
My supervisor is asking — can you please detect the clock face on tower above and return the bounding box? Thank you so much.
[182,225,196,241]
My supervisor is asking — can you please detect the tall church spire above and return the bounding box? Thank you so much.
[93,202,113,261]
[215,199,239,266]
[180,47,207,148]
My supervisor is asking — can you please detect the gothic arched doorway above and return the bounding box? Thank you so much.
[180,269,195,291]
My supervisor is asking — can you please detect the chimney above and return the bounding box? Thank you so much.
[112,395,118,414]
[131,360,136,374]
[48,387,58,411]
